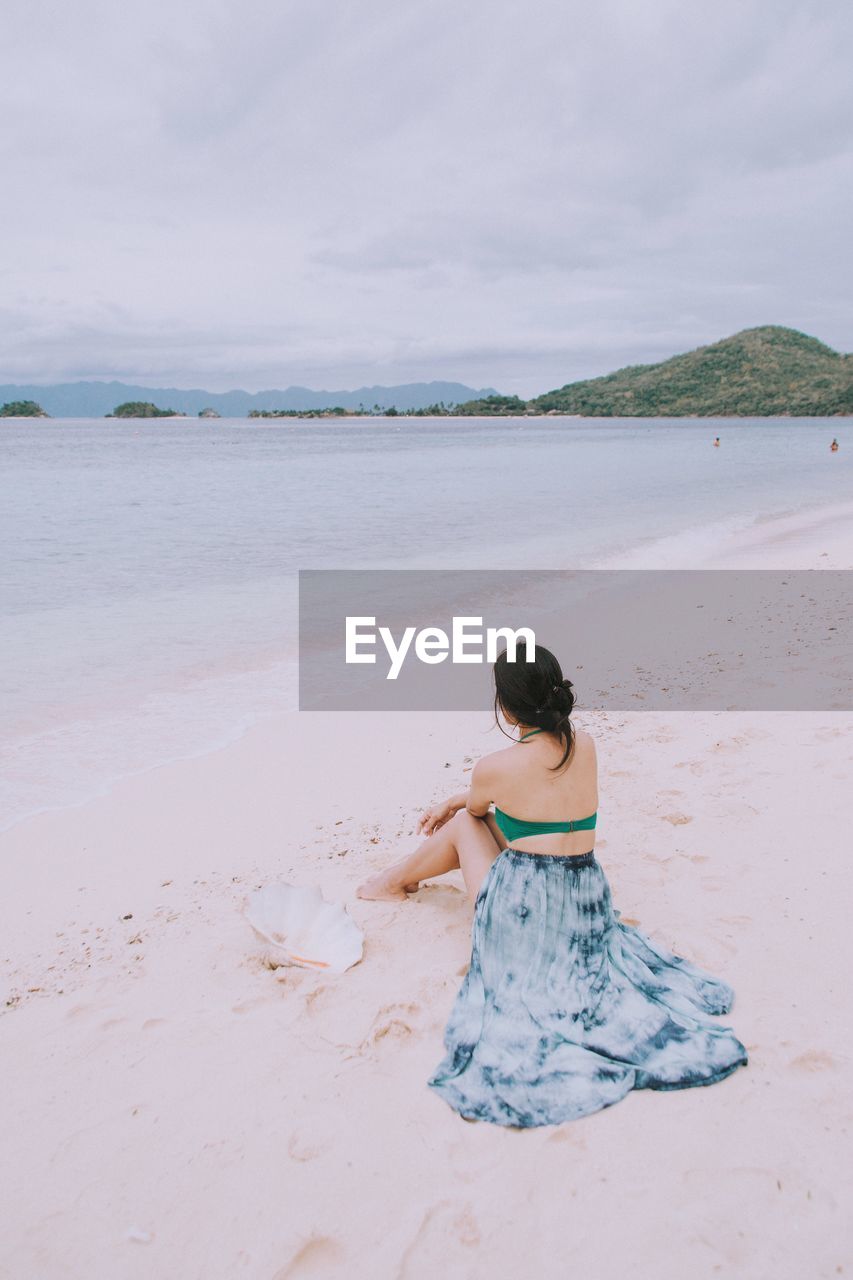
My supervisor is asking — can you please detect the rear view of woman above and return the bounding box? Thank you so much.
[357,644,748,1128]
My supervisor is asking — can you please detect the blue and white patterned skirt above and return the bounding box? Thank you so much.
[427,848,748,1127]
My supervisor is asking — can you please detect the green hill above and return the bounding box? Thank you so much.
[107,401,179,418]
[532,326,853,417]
[0,399,48,417]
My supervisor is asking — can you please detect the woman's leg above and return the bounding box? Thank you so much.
[357,811,505,904]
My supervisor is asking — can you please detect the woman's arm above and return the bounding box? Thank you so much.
[464,758,494,819]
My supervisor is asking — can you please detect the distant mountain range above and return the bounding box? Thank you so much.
[532,326,852,416]
[2,327,851,418]
[0,379,497,418]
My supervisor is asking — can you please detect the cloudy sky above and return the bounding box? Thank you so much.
[2,0,852,395]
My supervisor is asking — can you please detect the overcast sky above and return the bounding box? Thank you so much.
[2,0,851,396]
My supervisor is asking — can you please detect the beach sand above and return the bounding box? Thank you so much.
[2,510,852,1278]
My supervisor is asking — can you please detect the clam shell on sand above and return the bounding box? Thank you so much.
[246,884,363,973]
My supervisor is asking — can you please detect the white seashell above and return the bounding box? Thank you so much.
[246,884,363,973]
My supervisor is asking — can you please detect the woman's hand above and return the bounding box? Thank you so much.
[418,795,463,836]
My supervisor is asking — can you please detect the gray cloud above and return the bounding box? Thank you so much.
[1,0,851,396]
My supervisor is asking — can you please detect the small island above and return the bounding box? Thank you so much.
[198,407,221,419]
[107,401,182,418]
[248,406,350,419]
[1,399,49,417]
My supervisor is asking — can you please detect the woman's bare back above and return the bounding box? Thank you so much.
[479,728,599,856]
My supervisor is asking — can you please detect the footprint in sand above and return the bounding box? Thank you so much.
[230,997,271,1015]
[811,726,846,743]
[789,1050,837,1072]
[416,883,465,909]
[303,981,337,1017]
[299,983,423,1057]
[397,1202,481,1279]
[662,812,693,826]
[62,1003,95,1020]
[287,1131,330,1164]
[272,1235,344,1278]
[548,1127,588,1149]
[360,1000,424,1051]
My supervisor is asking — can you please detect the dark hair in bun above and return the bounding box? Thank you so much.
[493,643,575,770]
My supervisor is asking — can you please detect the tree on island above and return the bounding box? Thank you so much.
[453,394,527,416]
[108,401,179,418]
[248,405,349,419]
[0,399,49,417]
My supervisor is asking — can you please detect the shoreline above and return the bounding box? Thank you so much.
[597,495,853,571]
[4,412,853,423]
[4,487,852,840]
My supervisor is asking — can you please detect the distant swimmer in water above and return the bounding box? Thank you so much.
[831,438,839,452]
[713,436,721,448]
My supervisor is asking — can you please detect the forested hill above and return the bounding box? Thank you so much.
[532,327,853,416]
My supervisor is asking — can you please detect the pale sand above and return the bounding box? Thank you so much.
[2,510,853,1278]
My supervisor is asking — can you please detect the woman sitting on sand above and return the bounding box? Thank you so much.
[357,644,748,1128]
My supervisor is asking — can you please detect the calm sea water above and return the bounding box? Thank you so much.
[2,416,851,829]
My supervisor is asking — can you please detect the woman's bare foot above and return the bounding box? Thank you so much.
[356,869,420,901]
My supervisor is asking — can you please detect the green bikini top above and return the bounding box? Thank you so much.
[493,728,598,843]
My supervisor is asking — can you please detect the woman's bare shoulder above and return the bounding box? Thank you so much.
[472,741,518,778]
[572,727,597,756]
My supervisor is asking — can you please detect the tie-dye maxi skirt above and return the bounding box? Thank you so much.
[427,848,748,1127]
